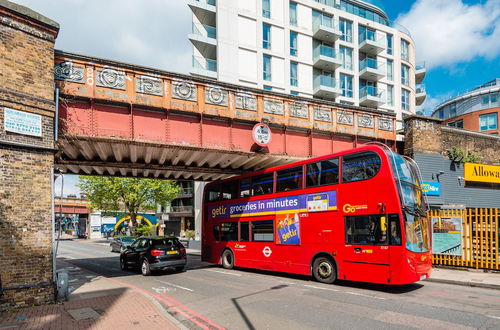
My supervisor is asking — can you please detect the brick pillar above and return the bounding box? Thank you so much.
[403,115,444,158]
[0,0,59,309]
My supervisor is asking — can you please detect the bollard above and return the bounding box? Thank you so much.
[56,270,69,301]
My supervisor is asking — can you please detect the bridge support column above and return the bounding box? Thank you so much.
[0,1,59,309]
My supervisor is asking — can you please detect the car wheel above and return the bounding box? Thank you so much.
[312,256,337,284]
[120,257,128,270]
[141,259,151,276]
[110,245,114,252]
[221,249,234,269]
[175,266,185,272]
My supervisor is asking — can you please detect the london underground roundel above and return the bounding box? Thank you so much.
[252,123,272,147]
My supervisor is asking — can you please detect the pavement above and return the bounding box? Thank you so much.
[1,236,499,329]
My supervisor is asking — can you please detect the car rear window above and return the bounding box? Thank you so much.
[152,238,181,248]
[121,237,135,242]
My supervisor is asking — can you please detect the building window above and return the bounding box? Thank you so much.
[340,73,353,98]
[401,39,409,61]
[263,85,272,90]
[482,93,499,107]
[386,34,393,55]
[263,23,271,49]
[402,88,410,110]
[450,103,456,117]
[401,64,410,86]
[262,0,271,18]
[339,18,352,43]
[263,55,272,81]
[438,109,444,119]
[290,31,298,56]
[290,61,298,87]
[479,113,498,131]
[339,46,353,70]
[359,25,375,43]
[448,120,463,128]
[291,91,299,95]
[387,85,394,106]
[386,59,393,81]
[289,1,297,26]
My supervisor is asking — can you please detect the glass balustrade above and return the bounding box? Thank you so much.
[360,86,384,98]
[192,56,217,72]
[192,22,216,39]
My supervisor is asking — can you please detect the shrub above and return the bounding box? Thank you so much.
[185,230,196,240]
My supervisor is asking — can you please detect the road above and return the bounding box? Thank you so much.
[57,239,500,330]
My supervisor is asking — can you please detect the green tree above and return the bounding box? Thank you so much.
[78,177,179,235]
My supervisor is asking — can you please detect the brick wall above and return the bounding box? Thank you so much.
[0,0,59,310]
[404,116,500,165]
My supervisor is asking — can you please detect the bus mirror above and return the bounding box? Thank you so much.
[380,216,387,232]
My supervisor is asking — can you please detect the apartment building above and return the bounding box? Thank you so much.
[188,0,426,129]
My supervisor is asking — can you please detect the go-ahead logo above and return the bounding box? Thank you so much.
[343,204,368,213]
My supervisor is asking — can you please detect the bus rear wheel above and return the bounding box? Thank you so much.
[221,249,234,269]
[312,257,336,284]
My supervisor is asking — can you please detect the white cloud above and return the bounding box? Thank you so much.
[396,0,500,69]
[13,0,192,73]
[416,92,454,116]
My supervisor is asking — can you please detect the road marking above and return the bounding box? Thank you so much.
[304,284,385,300]
[152,286,173,294]
[486,315,500,320]
[203,269,242,277]
[156,280,194,292]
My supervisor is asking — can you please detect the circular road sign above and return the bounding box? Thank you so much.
[252,123,272,147]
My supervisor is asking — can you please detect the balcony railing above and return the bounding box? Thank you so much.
[314,75,338,89]
[416,62,426,71]
[195,0,216,5]
[192,22,216,39]
[360,86,384,98]
[178,187,194,195]
[359,32,384,46]
[359,58,384,71]
[313,16,337,31]
[192,56,217,72]
[169,206,194,213]
[416,84,426,94]
[313,44,338,60]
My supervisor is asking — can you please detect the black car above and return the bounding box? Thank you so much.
[120,236,187,276]
[110,236,136,253]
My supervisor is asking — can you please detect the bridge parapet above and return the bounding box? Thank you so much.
[55,51,395,141]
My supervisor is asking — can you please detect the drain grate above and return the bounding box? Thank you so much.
[67,307,101,321]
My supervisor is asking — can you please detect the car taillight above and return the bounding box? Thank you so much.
[179,248,186,255]
[150,249,163,257]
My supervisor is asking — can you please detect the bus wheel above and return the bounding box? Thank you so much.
[312,257,336,284]
[221,249,234,269]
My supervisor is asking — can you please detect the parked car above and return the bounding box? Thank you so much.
[110,237,136,253]
[120,236,187,276]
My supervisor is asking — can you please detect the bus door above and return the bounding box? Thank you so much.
[246,219,276,270]
[343,214,390,284]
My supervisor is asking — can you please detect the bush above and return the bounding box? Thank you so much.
[136,223,156,237]
[185,229,196,240]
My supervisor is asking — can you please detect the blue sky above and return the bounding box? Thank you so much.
[12,0,499,196]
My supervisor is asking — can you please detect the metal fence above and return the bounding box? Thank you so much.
[429,208,499,270]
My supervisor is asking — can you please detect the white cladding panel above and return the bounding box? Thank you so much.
[238,48,258,81]
[238,0,256,15]
[296,3,312,32]
[238,16,257,48]
[271,25,284,55]
[298,63,312,91]
[272,56,285,86]
[296,33,312,63]
[270,0,284,23]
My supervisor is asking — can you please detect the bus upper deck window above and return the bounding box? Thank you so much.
[277,166,303,192]
[240,178,251,198]
[222,180,238,200]
[342,152,381,183]
[306,158,339,187]
[206,184,221,202]
[252,173,274,196]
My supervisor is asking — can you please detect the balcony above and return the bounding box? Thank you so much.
[313,18,341,43]
[359,59,385,81]
[188,0,216,23]
[416,84,426,106]
[191,56,217,79]
[313,45,341,71]
[167,205,194,216]
[415,61,426,84]
[358,32,385,55]
[189,22,217,59]
[359,86,385,108]
[313,75,341,100]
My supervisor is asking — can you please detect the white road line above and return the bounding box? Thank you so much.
[486,315,500,320]
[203,269,242,277]
[156,280,194,292]
[304,284,385,300]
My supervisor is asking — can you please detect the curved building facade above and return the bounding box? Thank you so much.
[432,79,500,136]
[189,0,426,130]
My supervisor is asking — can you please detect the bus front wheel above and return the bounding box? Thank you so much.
[221,249,234,269]
[312,257,336,284]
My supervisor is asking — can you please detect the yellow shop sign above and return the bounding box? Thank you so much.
[464,163,500,184]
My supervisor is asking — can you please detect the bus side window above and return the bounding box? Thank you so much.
[252,173,274,196]
[345,215,387,245]
[206,184,221,202]
[276,166,303,192]
[240,221,250,241]
[389,214,401,246]
[220,222,238,241]
[342,152,381,183]
[306,158,339,188]
[222,180,238,200]
[240,178,250,198]
[252,220,274,242]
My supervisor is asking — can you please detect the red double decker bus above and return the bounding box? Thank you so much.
[202,144,431,285]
